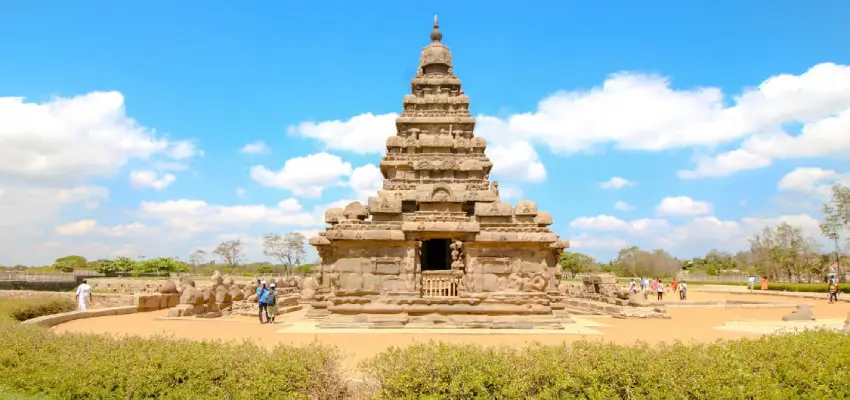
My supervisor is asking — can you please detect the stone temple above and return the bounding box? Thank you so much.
[306,16,570,329]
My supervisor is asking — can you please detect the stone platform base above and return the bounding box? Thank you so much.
[234,305,303,317]
[315,312,571,330]
[554,298,668,318]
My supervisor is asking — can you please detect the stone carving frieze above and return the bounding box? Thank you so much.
[513,200,538,216]
[474,201,513,217]
[368,196,402,214]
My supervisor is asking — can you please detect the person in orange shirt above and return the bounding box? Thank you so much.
[672,279,679,293]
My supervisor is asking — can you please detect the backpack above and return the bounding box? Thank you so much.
[266,290,277,306]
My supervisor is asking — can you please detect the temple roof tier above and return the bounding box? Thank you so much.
[395,116,476,124]
[402,94,470,105]
[410,76,462,87]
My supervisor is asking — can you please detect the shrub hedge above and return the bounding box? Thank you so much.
[0,297,847,399]
[752,282,845,293]
[0,324,347,399]
[359,331,850,399]
[0,298,75,323]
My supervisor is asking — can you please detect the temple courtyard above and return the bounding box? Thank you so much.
[53,289,850,371]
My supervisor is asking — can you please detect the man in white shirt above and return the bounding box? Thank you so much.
[75,279,92,311]
[747,275,756,292]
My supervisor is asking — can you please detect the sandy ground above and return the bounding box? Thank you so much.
[53,291,850,370]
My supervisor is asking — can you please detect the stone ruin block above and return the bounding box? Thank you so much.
[134,293,165,312]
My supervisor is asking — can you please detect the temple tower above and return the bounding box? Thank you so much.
[308,17,570,329]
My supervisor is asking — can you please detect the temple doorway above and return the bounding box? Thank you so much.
[421,239,451,271]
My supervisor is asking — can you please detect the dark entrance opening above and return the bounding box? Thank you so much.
[421,239,451,271]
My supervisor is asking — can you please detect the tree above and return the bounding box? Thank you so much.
[188,249,206,268]
[750,222,821,282]
[611,246,681,278]
[52,255,87,272]
[112,257,137,274]
[261,232,306,275]
[134,257,189,276]
[821,183,850,280]
[257,265,273,274]
[214,239,245,271]
[558,251,596,278]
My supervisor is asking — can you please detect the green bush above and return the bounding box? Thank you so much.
[0,298,75,323]
[359,331,850,399]
[755,282,845,293]
[0,325,347,399]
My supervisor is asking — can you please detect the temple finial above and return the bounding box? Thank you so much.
[430,14,442,42]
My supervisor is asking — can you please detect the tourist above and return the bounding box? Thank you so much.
[74,279,92,312]
[257,281,268,323]
[656,280,664,300]
[650,278,657,293]
[760,276,768,290]
[747,275,756,292]
[828,280,839,304]
[679,281,688,300]
[264,283,278,323]
[629,279,637,293]
[672,279,679,294]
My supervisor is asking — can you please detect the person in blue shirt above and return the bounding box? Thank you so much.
[256,280,268,323]
[263,283,278,323]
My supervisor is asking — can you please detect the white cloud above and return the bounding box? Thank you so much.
[777,167,850,198]
[600,177,635,189]
[0,186,109,229]
[656,196,712,216]
[569,233,629,249]
[614,201,634,211]
[277,197,303,213]
[485,141,547,183]
[570,214,670,234]
[486,141,547,182]
[285,63,850,182]
[0,91,200,183]
[239,141,270,154]
[54,219,148,237]
[498,185,523,200]
[675,65,850,178]
[137,198,319,235]
[129,170,176,190]
[568,213,824,257]
[236,187,246,199]
[250,152,353,198]
[288,112,397,155]
[349,164,384,200]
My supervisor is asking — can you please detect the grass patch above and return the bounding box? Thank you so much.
[0,324,347,399]
[0,298,75,323]
[359,330,850,399]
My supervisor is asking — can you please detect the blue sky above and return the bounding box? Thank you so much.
[1,1,849,266]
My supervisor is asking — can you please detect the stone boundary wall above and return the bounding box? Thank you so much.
[22,306,137,328]
[0,281,78,291]
[0,290,134,309]
[87,278,256,294]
